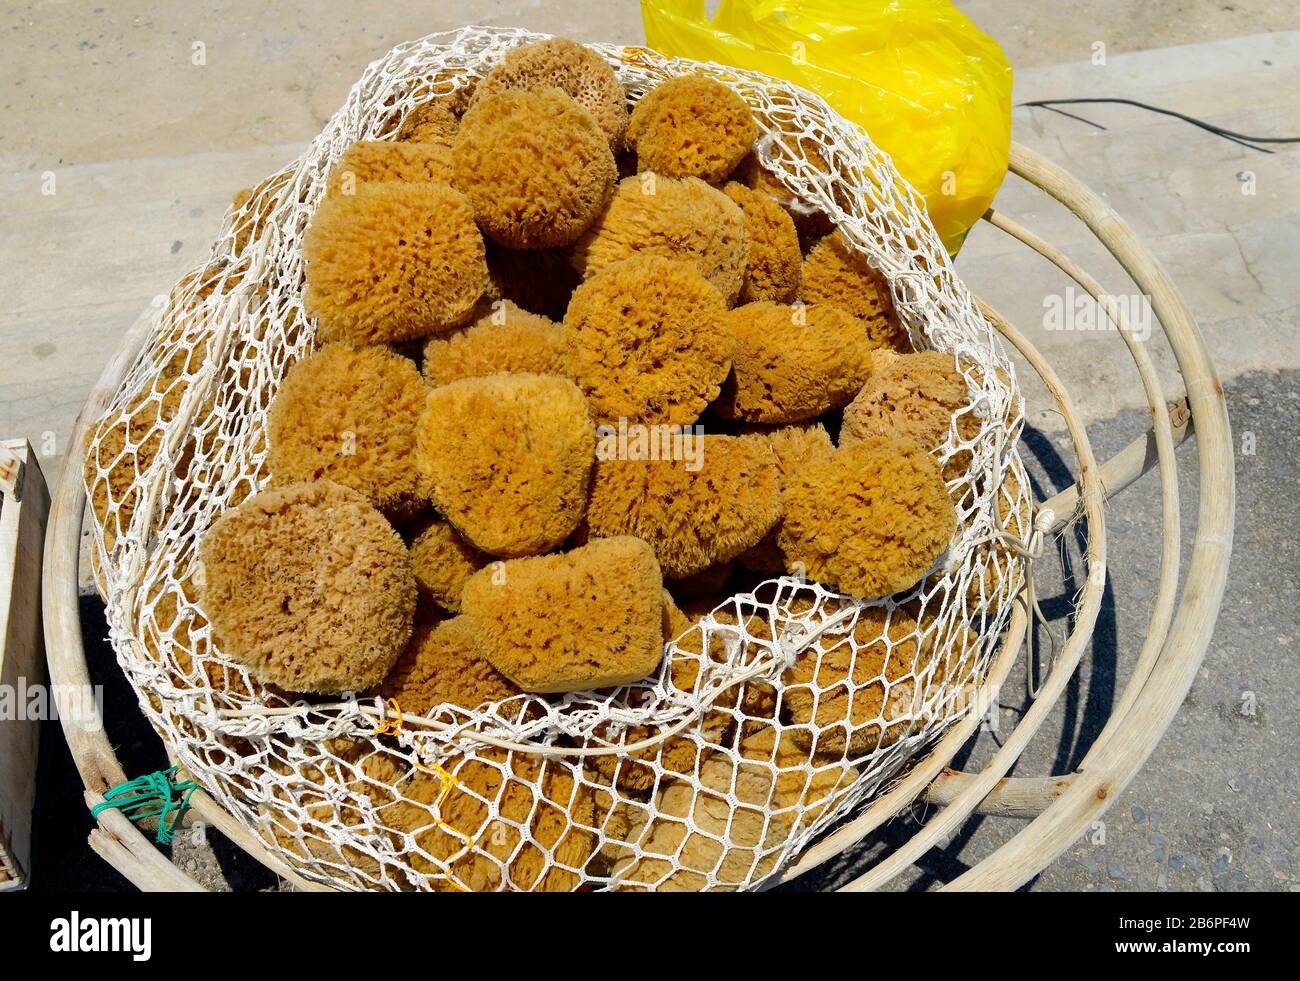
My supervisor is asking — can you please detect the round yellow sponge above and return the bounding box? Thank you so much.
[570,174,748,305]
[304,181,488,345]
[453,89,616,249]
[715,302,873,423]
[736,422,836,574]
[266,342,429,521]
[627,74,757,184]
[199,480,415,694]
[565,255,731,425]
[423,301,567,388]
[416,373,594,557]
[777,437,956,599]
[326,140,454,195]
[585,434,782,579]
[471,38,630,151]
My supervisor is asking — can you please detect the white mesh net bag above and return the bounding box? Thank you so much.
[82,26,1032,891]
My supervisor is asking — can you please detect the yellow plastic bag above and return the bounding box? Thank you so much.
[640,0,1013,253]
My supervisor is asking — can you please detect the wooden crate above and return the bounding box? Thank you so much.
[0,439,51,890]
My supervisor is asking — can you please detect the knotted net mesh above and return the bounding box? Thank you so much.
[82,26,1031,891]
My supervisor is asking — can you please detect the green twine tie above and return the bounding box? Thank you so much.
[91,766,199,845]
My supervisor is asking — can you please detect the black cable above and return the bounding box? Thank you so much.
[1018,97,1300,155]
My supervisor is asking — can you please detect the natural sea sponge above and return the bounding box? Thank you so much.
[627,74,757,184]
[778,437,957,599]
[199,480,415,693]
[423,301,567,387]
[378,614,518,715]
[452,89,616,249]
[723,182,801,303]
[471,37,630,151]
[841,350,981,475]
[716,302,874,423]
[736,422,835,573]
[395,101,459,144]
[326,140,454,195]
[565,255,731,424]
[405,515,492,611]
[800,234,911,350]
[570,175,748,305]
[304,181,488,345]
[266,343,428,521]
[417,373,594,557]
[485,243,580,320]
[585,434,781,579]
[460,537,665,693]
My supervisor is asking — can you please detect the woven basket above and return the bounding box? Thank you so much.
[44,27,1233,892]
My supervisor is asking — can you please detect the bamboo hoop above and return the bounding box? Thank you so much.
[41,140,1233,891]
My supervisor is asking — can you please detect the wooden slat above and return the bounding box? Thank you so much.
[0,439,51,889]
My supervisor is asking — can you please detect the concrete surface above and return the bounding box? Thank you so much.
[4,1,1298,891]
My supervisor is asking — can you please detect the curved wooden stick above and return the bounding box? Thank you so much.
[944,143,1233,891]
[906,199,1188,821]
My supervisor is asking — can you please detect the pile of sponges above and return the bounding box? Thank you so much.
[198,37,988,706]
[186,35,1013,892]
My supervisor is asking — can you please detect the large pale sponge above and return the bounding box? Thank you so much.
[606,749,789,891]
[416,373,594,557]
[781,603,920,755]
[198,480,415,694]
[460,536,665,693]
